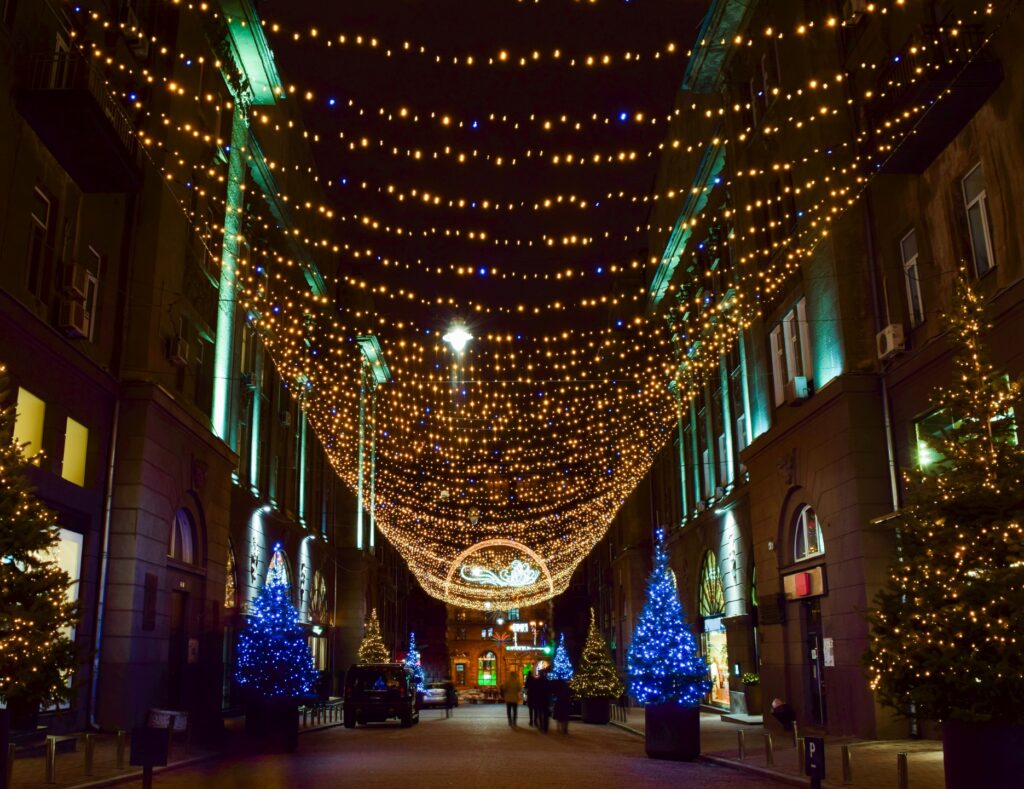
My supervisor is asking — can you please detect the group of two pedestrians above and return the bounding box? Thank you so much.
[502,669,571,734]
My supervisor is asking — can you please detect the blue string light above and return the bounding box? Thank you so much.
[404,632,426,691]
[549,633,575,680]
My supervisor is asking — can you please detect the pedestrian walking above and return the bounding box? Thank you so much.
[444,682,456,718]
[534,670,551,733]
[551,677,571,734]
[502,671,522,727]
[524,670,538,726]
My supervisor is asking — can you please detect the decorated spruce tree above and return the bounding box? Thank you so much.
[865,275,1024,726]
[549,632,574,681]
[357,608,391,664]
[235,544,317,700]
[404,631,425,690]
[0,366,78,724]
[571,608,623,700]
[627,529,709,706]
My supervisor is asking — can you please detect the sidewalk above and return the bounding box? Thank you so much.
[610,709,945,788]
[7,707,344,789]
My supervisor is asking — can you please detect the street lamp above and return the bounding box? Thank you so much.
[442,326,473,353]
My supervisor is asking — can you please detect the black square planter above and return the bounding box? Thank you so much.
[645,704,700,761]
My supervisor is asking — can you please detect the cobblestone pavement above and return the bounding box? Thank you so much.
[112,704,783,789]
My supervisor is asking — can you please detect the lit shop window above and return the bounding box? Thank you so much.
[14,387,45,458]
[793,505,825,563]
[478,651,497,686]
[61,417,88,486]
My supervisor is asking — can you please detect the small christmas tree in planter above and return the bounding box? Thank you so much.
[236,543,317,751]
[549,633,574,681]
[357,608,391,664]
[0,366,78,735]
[404,631,425,694]
[628,529,710,760]
[571,609,623,724]
[864,275,1024,788]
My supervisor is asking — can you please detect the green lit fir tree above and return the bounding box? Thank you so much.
[549,632,574,680]
[571,608,623,699]
[404,631,425,689]
[627,529,709,706]
[235,544,318,699]
[865,275,1024,725]
[357,608,391,664]
[0,365,78,726]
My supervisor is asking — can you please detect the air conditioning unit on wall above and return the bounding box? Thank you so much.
[59,299,89,339]
[168,336,189,367]
[784,376,809,405]
[877,323,906,361]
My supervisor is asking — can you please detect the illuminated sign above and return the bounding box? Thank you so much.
[460,559,541,589]
[505,645,551,653]
[782,565,827,600]
[510,623,529,633]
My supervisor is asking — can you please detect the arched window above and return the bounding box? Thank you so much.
[478,650,497,686]
[793,505,825,562]
[224,541,237,609]
[699,551,725,618]
[169,508,196,564]
[310,571,327,623]
[266,548,292,588]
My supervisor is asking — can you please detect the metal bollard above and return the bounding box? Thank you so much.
[166,714,176,763]
[45,736,57,784]
[764,733,774,766]
[116,730,126,769]
[737,729,746,760]
[302,707,309,727]
[84,734,95,776]
[792,721,800,748]
[6,743,15,789]
[897,752,909,789]
[796,737,805,775]
[841,744,852,784]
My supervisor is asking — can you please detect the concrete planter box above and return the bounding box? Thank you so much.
[645,704,700,761]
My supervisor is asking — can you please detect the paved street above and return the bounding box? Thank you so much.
[116,705,780,789]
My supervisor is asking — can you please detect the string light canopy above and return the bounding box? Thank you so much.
[64,0,1011,609]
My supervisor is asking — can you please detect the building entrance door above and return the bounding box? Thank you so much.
[168,590,188,708]
[804,599,827,726]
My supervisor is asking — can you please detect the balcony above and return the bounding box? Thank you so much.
[16,51,142,193]
[869,24,1003,174]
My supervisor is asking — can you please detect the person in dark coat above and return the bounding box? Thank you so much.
[524,670,538,727]
[551,678,571,734]
[533,670,551,733]
[444,682,456,718]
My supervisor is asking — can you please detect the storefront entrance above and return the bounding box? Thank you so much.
[699,551,730,708]
[804,599,827,725]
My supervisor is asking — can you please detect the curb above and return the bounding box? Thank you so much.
[701,754,848,789]
[609,720,644,738]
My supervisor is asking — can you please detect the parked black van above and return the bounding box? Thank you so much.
[344,664,420,728]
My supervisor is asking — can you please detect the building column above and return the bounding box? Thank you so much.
[212,101,250,444]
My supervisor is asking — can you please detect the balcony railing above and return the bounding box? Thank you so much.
[16,50,142,192]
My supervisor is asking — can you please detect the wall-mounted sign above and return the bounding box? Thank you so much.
[505,645,549,652]
[510,622,530,633]
[823,637,835,667]
[782,565,827,600]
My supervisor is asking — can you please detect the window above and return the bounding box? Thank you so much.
[84,247,102,342]
[915,387,1017,469]
[224,541,237,609]
[456,627,467,640]
[900,230,924,326]
[310,571,327,623]
[769,297,813,406]
[477,651,497,686]
[699,551,726,618]
[169,508,196,564]
[14,387,45,458]
[793,505,825,562]
[717,432,728,486]
[26,187,51,299]
[308,636,327,671]
[61,417,88,486]
[508,608,520,621]
[962,163,995,276]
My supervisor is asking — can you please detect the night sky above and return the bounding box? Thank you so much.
[265,0,709,335]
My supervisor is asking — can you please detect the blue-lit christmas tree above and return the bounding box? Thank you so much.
[549,632,574,680]
[628,530,710,706]
[404,631,426,691]
[236,544,318,700]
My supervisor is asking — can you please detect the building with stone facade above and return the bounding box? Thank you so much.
[559,0,1024,741]
[0,0,410,736]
